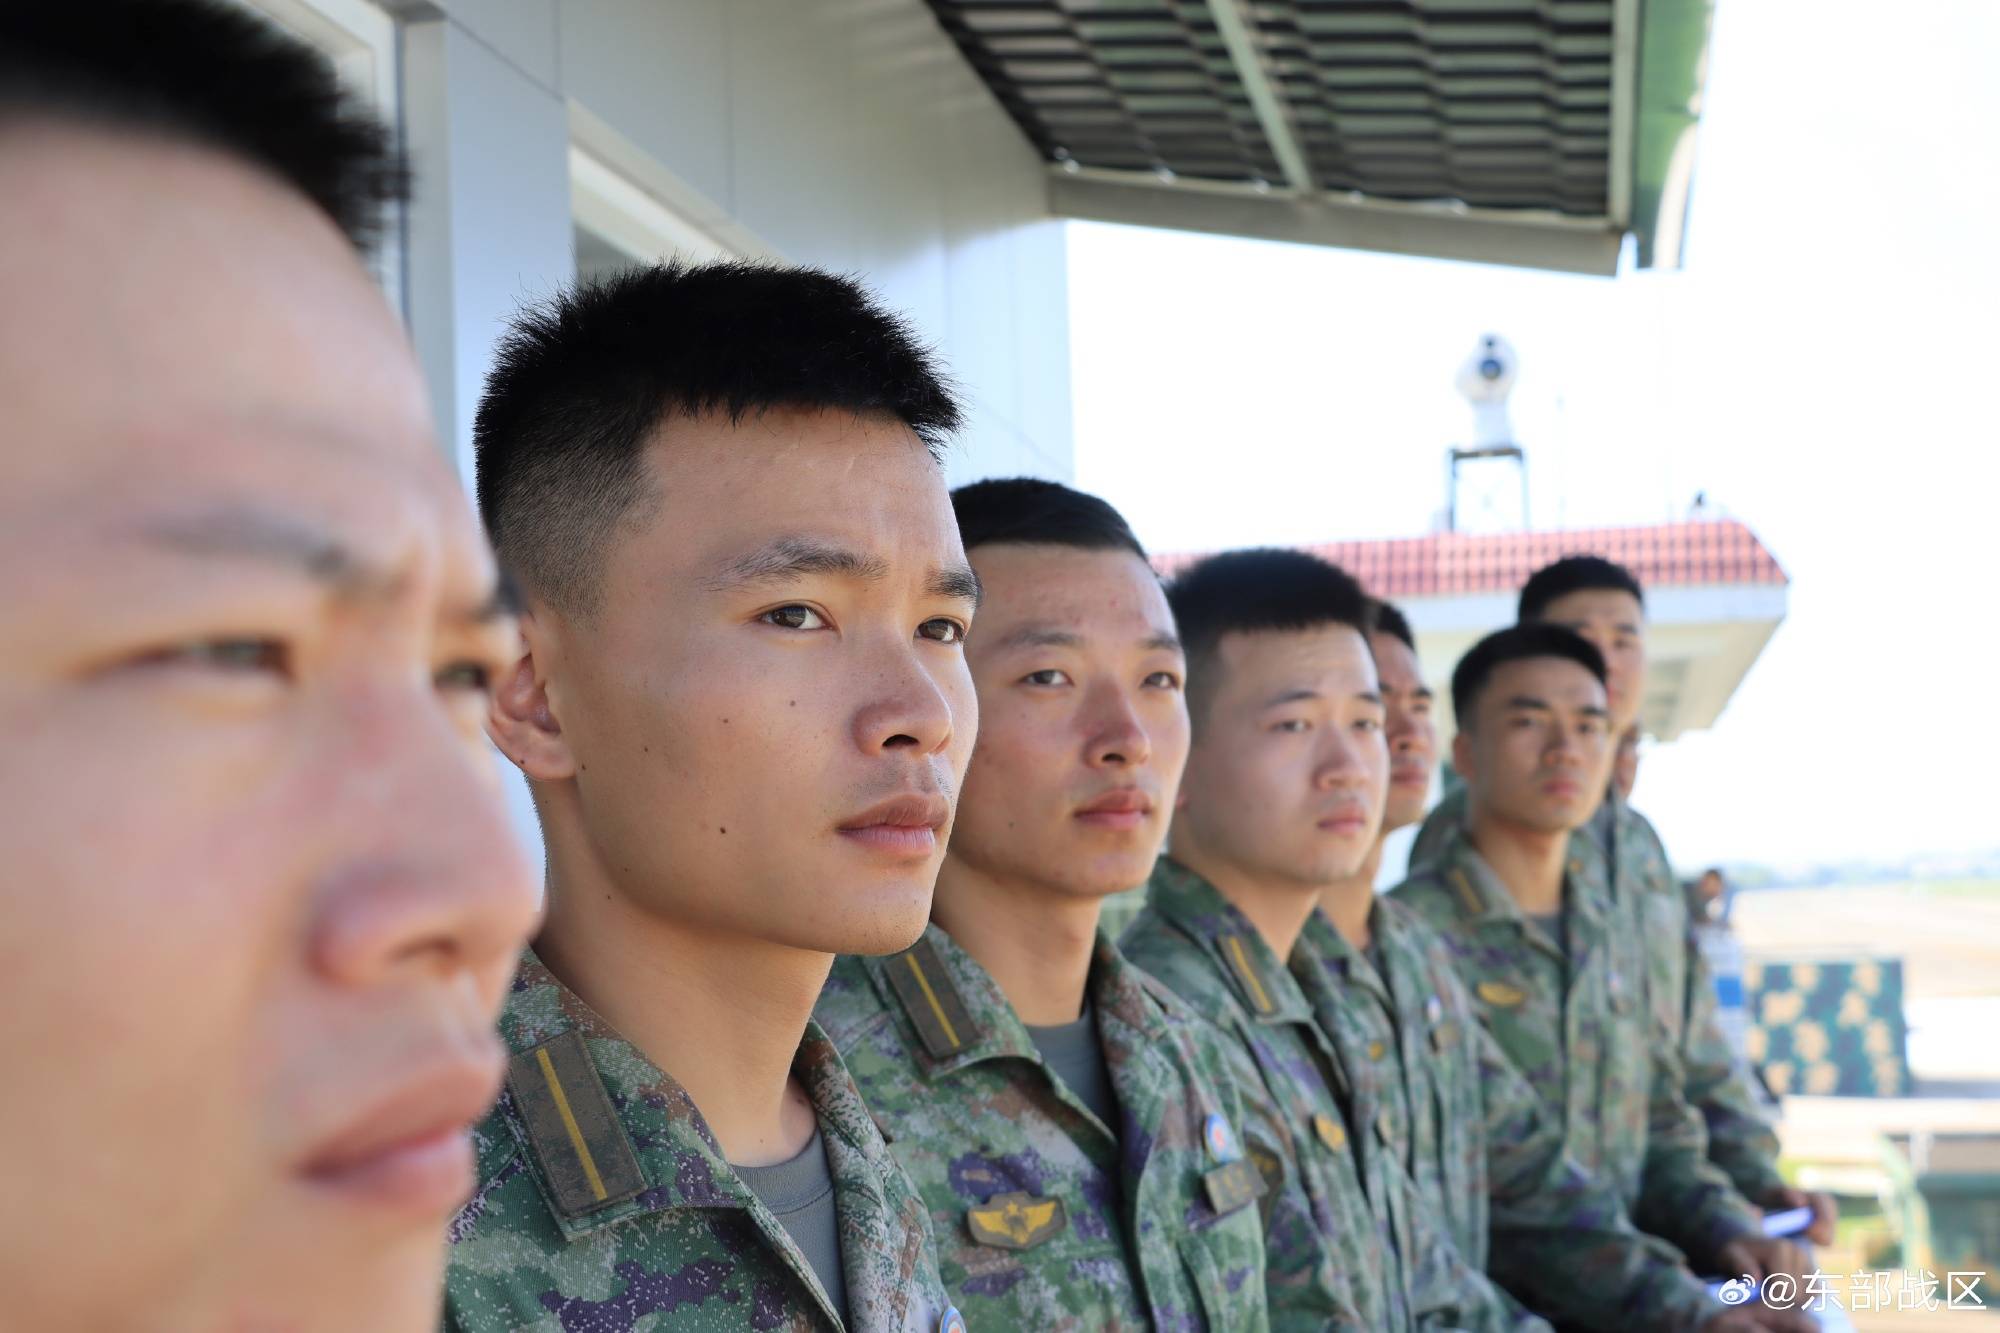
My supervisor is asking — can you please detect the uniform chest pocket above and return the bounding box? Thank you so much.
[1420,1040,1486,1259]
[1176,1204,1271,1333]
[1636,891,1690,1042]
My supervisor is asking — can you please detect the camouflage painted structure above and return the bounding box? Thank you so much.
[1744,958,1910,1098]
[445,952,958,1332]
[813,924,1331,1331]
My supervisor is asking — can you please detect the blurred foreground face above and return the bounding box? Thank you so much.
[0,127,540,1329]
[1177,626,1388,886]
[1533,588,1646,736]
[515,408,979,954]
[1369,628,1436,835]
[1457,657,1613,836]
[949,545,1189,898]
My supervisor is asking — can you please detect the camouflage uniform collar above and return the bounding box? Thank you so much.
[1294,904,1392,1008]
[1143,857,1315,1024]
[866,923,1173,1080]
[1438,828,1611,947]
[492,949,898,1242]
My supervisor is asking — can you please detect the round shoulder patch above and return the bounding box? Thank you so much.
[1203,1113,1241,1162]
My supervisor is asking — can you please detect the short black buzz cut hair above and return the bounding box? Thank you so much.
[1166,548,1374,727]
[1450,623,1608,726]
[950,477,1147,560]
[1369,598,1416,653]
[475,260,963,616]
[0,0,406,253]
[1518,554,1646,623]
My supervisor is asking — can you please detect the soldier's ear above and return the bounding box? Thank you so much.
[1450,730,1475,785]
[488,609,577,783]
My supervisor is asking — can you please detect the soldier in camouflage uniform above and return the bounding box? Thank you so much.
[1302,604,1784,1332]
[1127,858,1544,1332]
[1409,556,1834,1243]
[448,954,955,1331]
[819,926,1300,1330]
[1393,624,1810,1299]
[451,266,978,1330]
[817,481,1351,1330]
[1121,549,1544,1332]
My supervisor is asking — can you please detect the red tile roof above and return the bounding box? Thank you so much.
[1156,519,1788,599]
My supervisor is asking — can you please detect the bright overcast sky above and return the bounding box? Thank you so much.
[1066,0,2000,872]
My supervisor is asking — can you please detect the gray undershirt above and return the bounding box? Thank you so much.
[733,1129,847,1323]
[1527,911,1566,956]
[1028,1000,1120,1131]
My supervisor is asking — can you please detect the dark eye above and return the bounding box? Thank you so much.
[1022,668,1071,687]
[434,662,493,694]
[1142,671,1181,690]
[144,637,290,677]
[1355,717,1383,733]
[918,617,966,644]
[761,605,827,631]
[1274,718,1310,734]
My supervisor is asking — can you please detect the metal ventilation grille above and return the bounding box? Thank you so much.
[1261,1,1616,213]
[924,0,1618,216]
[922,2,1287,185]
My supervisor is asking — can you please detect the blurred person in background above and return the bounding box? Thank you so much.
[0,2,542,1327]
[1395,627,1811,1295]
[1411,557,1834,1245]
[1612,726,1642,802]
[1122,550,1543,1332]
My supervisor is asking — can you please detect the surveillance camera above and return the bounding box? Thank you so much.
[1456,334,1518,406]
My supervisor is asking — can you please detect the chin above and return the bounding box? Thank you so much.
[1384,798,1427,834]
[812,883,937,957]
[232,1239,445,1333]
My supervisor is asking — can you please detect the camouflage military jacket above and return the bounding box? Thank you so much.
[813,923,1308,1333]
[1122,857,1546,1333]
[1411,788,1786,1204]
[1295,900,1723,1332]
[1391,830,1765,1267]
[445,951,958,1333]
[1596,795,1787,1201]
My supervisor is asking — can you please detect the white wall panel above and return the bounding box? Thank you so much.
[548,0,1073,480]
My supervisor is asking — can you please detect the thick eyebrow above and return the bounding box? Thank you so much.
[137,506,395,602]
[930,563,984,609]
[1578,703,1612,720]
[1502,695,1554,712]
[1263,687,1323,709]
[704,537,981,608]
[1408,684,1436,700]
[705,537,889,592]
[136,506,513,628]
[992,625,1082,653]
